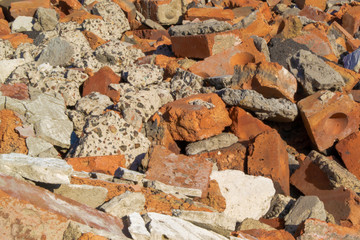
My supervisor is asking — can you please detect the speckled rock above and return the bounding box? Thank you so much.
[170,68,204,100]
[124,64,164,88]
[70,111,150,168]
[0,40,14,60]
[0,59,26,83]
[75,92,113,116]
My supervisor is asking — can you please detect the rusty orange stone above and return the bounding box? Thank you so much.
[82,66,121,103]
[342,6,360,36]
[66,155,126,175]
[78,233,109,240]
[234,229,295,240]
[325,61,360,92]
[0,8,4,19]
[229,107,271,142]
[58,0,82,15]
[193,179,226,212]
[0,19,10,35]
[297,91,360,151]
[0,109,28,154]
[0,33,33,48]
[295,0,326,11]
[82,30,108,50]
[159,93,232,142]
[248,130,290,196]
[145,145,213,198]
[10,0,50,18]
[59,9,102,24]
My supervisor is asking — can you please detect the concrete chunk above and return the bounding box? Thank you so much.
[168,19,232,36]
[185,133,238,155]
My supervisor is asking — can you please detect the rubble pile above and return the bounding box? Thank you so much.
[1,0,360,239]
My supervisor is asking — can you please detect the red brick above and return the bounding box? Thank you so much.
[331,21,360,52]
[82,30,108,50]
[231,61,297,102]
[0,174,126,237]
[0,109,28,154]
[297,91,360,151]
[259,218,285,230]
[342,6,360,36]
[0,8,4,19]
[229,107,271,142]
[295,0,326,11]
[0,19,10,35]
[248,130,290,195]
[82,66,121,103]
[237,10,272,40]
[299,5,333,22]
[145,145,213,198]
[298,218,360,239]
[336,131,360,179]
[113,0,137,23]
[0,33,33,48]
[66,155,126,175]
[351,89,360,102]
[189,38,266,78]
[196,142,247,171]
[170,29,241,59]
[10,0,51,18]
[59,9,102,24]
[159,93,232,142]
[0,83,29,100]
[184,8,235,22]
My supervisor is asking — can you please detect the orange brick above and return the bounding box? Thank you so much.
[336,131,360,179]
[0,19,10,35]
[229,107,271,142]
[342,6,360,36]
[295,0,326,11]
[299,5,333,22]
[325,61,360,92]
[58,0,82,15]
[184,8,235,22]
[297,91,360,151]
[170,29,241,59]
[248,130,290,196]
[82,30,108,50]
[59,9,102,24]
[233,229,295,240]
[0,8,4,19]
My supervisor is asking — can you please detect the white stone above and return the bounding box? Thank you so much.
[26,136,59,158]
[0,59,26,83]
[144,180,202,198]
[115,167,145,183]
[211,170,275,222]
[145,212,228,240]
[100,191,145,218]
[0,153,73,184]
[128,212,150,240]
[11,16,34,33]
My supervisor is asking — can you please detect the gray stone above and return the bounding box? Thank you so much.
[265,194,296,219]
[127,212,150,240]
[143,18,166,31]
[287,50,345,95]
[285,196,327,234]
[170,68,203,100]
[211,170,275,222]
[0,153,72,184]
[54,184,108,208]
[100,191,145,218]
[343,48,360,72]
[236,218,275,231]
[232,10,258,29]
[219,88,298,122]
[250,36,271,62]
[75,92,113,116]
[34,117,73,149]
[37,37,74,66]
[11,16,34,33]
[70,111,150,168]
[185,133,238,155]
[144,212,228,240]
[143,180,202,198]
[307,151,360,194]
[66,109,86,137]
[91,0,130,39]
[0,59,26,83]
[124,64,164,88]
[26,136,59,158]
[3,96,26,115]
[114,167,145,183]
[175,211,236,237]
[168,19,232,36]
[33,7,59,31]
